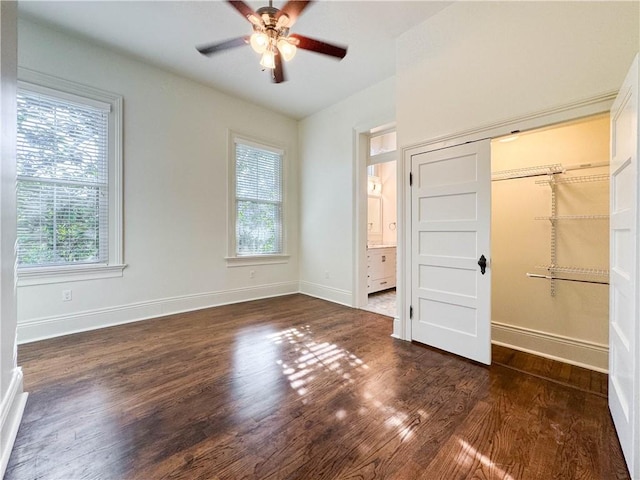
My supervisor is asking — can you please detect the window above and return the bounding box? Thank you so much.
[230,135,286,261]
[369,129,396,157]
[368,127,397,165]
[16,69,124,286]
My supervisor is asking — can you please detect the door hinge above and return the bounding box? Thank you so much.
[409,305,413,319]
[409,172,413,186]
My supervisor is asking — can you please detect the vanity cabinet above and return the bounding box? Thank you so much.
[367,246,396,293]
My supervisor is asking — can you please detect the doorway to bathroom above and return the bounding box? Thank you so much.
[363,127,397,318]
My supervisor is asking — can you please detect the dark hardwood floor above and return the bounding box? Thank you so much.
[492,344,609,398]
[7,294,628,479]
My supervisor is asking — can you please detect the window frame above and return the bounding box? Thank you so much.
[226,131,289,267]
[368,127,397,166]
[16,68,125,286]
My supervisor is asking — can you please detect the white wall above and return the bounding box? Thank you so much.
[0,3,27,476]
[397,1,639,147]
[298,77,395,305]
[16,18,300,342]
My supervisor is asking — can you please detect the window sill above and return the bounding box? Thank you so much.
[17,263,127,287]
[225,255,290,268]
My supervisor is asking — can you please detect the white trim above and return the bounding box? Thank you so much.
[16,68,125,280]
[233,135,284,155]
[0,368,28,478]
[400,91,618,345]
[492,321,609,373]
[391,317,402,339]
[17,281,299,344]
[354,128,370,309]
[225,254,289,267]
[17,68,121,109]
[399,124,411,341]
[404,91,617,155]
[111,94,124,266]
[298,281,352,307]
[352,116,396,313]
[227,130,288,259]
[17,263,127,286]
[368,151,397,165]
[17,80,111,111]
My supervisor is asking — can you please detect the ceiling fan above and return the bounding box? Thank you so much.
[196,0,348,83]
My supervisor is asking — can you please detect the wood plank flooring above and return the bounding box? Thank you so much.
[6,294,629,479]
[492,344,608,398]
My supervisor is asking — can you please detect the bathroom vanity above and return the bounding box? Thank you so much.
[367,245,396,293]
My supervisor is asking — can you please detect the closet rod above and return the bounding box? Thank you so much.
[526,273,609,285]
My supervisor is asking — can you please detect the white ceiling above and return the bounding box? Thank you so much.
[18,1,450,119]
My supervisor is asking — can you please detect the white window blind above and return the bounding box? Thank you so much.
[17,88,109,267]
[235,141,283,256]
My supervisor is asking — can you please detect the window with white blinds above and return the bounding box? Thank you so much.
[234,139,283,256]
[17,87,110,267]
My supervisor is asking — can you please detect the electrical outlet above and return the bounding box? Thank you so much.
[62,289,72,302]
[250,270,256,279]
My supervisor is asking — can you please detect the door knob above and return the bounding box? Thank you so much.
[478,255,487,275]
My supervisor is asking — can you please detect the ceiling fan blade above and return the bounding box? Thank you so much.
[227,0,259,23]
[289,34,347,59]
[276,1,313,27]
[273,53,286,83]
[196,36,249,56]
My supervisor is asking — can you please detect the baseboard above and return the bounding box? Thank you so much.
[492,321,608,373]
[0,368,28,478]
[18,281,299,344]
[391,317,402,339]
[298,281,353,307]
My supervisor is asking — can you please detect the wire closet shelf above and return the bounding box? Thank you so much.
[501,162,612,294]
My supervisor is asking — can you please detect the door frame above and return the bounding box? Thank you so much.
[397,91,617,341]
[352,118,396,312]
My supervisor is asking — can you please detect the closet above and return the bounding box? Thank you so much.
[491,113,610,371]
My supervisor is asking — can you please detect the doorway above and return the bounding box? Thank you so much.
[405,114,611,370]
[362,127,398,318]
[491,113,610,372]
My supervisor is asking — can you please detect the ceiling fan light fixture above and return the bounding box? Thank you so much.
[276,14,290,29]
[197,0,348,83]
[277,37,297,61]
[260,48,276,69]
[248,14,262,26]
[250,31,269,54]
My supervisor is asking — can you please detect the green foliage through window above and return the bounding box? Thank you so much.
[235,141,283,255]
[17,88,109,267]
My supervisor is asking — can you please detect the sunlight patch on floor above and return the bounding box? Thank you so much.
[268,325,418,443]
[457,438,514,480]
[269,326,366,400]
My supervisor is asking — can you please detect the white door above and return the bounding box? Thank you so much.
[411,140,491,364]
[609,53,639,479]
